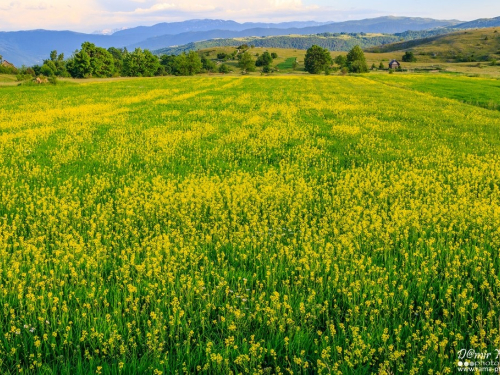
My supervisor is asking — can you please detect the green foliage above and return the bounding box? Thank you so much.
[173,51,202,76]
[379,62,385,70]
[218,63,231,73]
[217,52,228,60]
[255,51,273,67]
[237,52,256,73]
[346,45,368,73]
[0,65,18,74]
[334,55,348,68]
[201,57,217,72]
[304,45,332,74]
[108,47,127,75]
[271,52,278,59]
[402,51,417,62]
[40,62,56,77]
[67,43,115,78]
[160,54,176,75]
[123,48,161,77]
[262,65,273,74]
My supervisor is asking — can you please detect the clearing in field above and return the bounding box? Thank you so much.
[1,75,500,374]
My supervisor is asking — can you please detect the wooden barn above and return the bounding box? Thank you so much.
[389,60,401,69]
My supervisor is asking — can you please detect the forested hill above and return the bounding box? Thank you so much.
[153,29,455,56]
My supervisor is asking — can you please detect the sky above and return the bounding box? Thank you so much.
[0,0,499,33]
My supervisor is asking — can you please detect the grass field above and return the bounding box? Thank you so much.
[367,74,500,110]
[1,76,500,374]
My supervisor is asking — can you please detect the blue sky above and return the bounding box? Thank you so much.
[0,0,498,32]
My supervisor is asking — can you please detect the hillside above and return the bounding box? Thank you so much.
[0,16,461,66]
[153,33,403,56]
[366,27,500,62]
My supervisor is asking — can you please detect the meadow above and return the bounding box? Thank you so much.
[1,75,500,374]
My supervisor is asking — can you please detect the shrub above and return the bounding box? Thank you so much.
[218,64,231,74]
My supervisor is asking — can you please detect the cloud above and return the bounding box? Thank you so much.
[1,0,498,32]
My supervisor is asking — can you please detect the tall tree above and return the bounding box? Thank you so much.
[237,52,256,73]
[346,45,368,73]
[305,45,332,74]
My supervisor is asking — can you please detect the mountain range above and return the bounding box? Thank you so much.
[1,16,499,66]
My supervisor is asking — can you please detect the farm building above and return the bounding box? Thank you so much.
[389,60,401,69]
[1,60,15,68]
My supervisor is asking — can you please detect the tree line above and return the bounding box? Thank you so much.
[10,41,389,80]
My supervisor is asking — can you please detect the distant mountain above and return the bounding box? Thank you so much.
[0,30,121,66]
[92,27,129,35]
[0,16,469,66]
[112,19,333,44]
[132,17,462,51]
[454,16,500,29]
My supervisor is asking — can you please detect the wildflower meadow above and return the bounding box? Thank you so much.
[1,76,500,374]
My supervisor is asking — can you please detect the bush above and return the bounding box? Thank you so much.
[16,74,33,82]
[262,65,273,74]
[402,51,417,62]
[218,64,231,74]
[271,52,278,59]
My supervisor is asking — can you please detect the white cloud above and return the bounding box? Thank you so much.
[1,0,497,32]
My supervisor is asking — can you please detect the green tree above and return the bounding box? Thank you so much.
[123,48,160,77]
[160,54,176,75]
[219,64,231,73]
[379,62,385,70]
[256,51,273,67]
[271,52,278,59]
[304,45,332,74]
[80,42,115,78]
[70,49,92,78]
[334,55,347,68]
[40,62,56,77]
[346,45,368,73]
[108,47,126,75]
[238,52,256,73]
[173,51,202,76]
[201,57,217,73]
[402,51,417,62]
[45,50,69,77]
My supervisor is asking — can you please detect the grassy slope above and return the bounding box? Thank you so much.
[1,76,500,374]
[366,27,500,62]
[0,74,17,83]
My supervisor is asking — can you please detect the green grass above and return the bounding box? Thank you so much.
[0,75,500,374]
[366,74,500,111]
[275,57,297,71]
[0,74,17,83]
